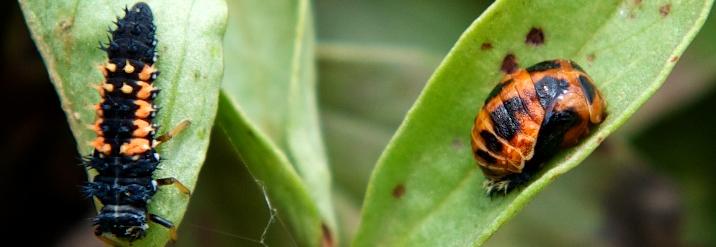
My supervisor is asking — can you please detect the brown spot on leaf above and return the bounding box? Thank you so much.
[392,184,406,198]
[670,56,679,62]
[633,0,642,4]
[587,53,596,62]
[481,42,493,50]
[525,27,545,46]
[501,53,518,74]
[59,18,74,32]
[452,138,464,149]
[321,224,334,247]
[660,4,671,17]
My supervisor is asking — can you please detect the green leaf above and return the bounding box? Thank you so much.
[621,6,716,134]
[217,0,335,245]
[353,0,713,246]
[19,0,227,246]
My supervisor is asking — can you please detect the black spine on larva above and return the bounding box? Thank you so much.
[84,2,160,241]
[107,2,156,64]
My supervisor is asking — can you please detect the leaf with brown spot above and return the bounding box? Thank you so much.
[587,53,596,62]
[354,0,713,246]
[392,184,406,198]
[660,4,673,16]
[525,27,545,46]
[500,53,518,73]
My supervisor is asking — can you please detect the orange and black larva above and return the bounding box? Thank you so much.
[82,3,190,243]
[471,59,606,195]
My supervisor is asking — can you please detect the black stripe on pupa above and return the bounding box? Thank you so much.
[578,75,596,104]
[475,149,498,164]
[533,76,570,109]
[484,79,511,104]
[526,60,561,73]
[480,130,503,153]
[489,100,521,140]
[532,109,581,163]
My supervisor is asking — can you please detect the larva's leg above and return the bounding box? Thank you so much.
[155,177,191,195]
[154,119,191,146]
[149,214,178,241]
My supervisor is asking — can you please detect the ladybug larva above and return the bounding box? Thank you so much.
[471,59,606,195]
[83,2,191,244]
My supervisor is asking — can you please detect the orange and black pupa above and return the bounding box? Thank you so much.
[82,2,191,243]
[471,59,606,196]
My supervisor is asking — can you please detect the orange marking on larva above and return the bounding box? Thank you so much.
[132,119,153,137]
[135,81,154,99]
[120,83,133,94]
[105,62,117,72]
[93,119,104,136]
[91,137,112,155]
[138,65,155,81]
[119,138,151,156]
[102,83,114,92]
[123,60,135,73]
[99,64,108,76]
[94,84,105,97]
[134,100,153,118]
[94,103,104,117]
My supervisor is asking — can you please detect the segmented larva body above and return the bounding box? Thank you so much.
[83,3,189,242]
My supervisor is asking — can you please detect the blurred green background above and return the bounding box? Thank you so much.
[2,0,715,246]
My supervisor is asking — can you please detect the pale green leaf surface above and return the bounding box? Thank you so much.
[621,8,716,134]
[219,0,335,245]
[20,0,226,246]
[354,0,713,246]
